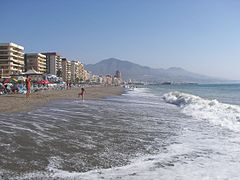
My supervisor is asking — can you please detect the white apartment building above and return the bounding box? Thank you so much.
[42,52,62,75]
[71,60,84,82]
[78,63,84,81]
[0,42,24,77]
[24,53,46,73]
[62,58,71,82]
[71,61,78,82]
[82,69,90,81]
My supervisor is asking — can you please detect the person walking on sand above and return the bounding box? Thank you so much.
[69,81,72,90]
[25,76,31,98]
[78,87,86,100]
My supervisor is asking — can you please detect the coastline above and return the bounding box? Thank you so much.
[0,86,124,113]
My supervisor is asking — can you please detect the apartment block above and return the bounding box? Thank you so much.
[71,60,84,82]
[24,53,46,73]
[82,69,90,81]
[70,61,78,82]
[78,63,84,81]
[61,58,72,82]
[42,52,62,75]
[0,42,24,77]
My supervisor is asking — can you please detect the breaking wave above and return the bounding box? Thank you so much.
[163,91,240,132]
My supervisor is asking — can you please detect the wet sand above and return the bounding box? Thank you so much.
[0,86,124,113]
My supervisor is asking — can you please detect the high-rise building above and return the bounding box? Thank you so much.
[61,58,71,82]
[24,53,46,73]
[78,63,84,81]
[42,52,62,75]
[114,70,122,85]
[71,60,83,82]
[115,70,121,79]
[0,42,24,77]
[82,69,90,81]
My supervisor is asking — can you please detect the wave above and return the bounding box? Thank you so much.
[163,91,240,132]
[11,141,240,180]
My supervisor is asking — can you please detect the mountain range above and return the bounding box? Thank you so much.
[85,58,223,83]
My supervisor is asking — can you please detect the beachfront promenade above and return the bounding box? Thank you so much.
[0,85,124,113]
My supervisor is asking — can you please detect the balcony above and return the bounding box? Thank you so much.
[38,62,46,66]
[9,48,24,54]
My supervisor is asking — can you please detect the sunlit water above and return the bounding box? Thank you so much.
[1,84,240,179]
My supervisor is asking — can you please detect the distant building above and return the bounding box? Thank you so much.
[115,70,121,79]
[71,61,77,82]
[0,42,24,77]
[24,53,46,73]
[78,63,84,81]
[114,70,122,85]
[61,58,71,82]
[82,69,90,81]
[91,75,99,83]
[104,75,113,85]
[71,60,83,82]
[113,77,121,86]
[98,75,103,84]
[42,52,62,75]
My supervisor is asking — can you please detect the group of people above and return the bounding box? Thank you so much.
[0,83,18,95]
[25,76,86,100]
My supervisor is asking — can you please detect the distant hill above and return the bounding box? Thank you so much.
[85,58,223,83]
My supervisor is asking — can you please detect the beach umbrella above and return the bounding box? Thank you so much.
[37,80,50,85]
[4,83,12,86]
[4,78,10,83]
[37,80,44,84]
[44,80,50,84]
[17,76,26,81]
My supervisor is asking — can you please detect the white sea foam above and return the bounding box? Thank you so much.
[124,87,158,98]
[163,91,240,132]
[14,140,240,180]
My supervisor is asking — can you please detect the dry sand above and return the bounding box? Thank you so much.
[0,86,124,113]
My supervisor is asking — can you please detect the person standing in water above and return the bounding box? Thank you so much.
[25,76,31,98]
[78,87,86,100]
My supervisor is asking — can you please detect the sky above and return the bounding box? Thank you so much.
[1,0,240,80]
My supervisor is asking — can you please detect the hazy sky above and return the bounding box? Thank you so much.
[1,0,240,80]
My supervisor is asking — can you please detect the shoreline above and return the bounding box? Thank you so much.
[0,86,125,113]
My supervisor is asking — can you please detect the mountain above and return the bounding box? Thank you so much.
[85,58,222,83]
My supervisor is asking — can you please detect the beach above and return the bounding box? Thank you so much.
[1,84,240,179]
[0,86,124,113]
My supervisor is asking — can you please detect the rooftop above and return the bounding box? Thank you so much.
[0,42,24,50]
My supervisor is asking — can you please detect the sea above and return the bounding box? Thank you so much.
[1,84,240,180]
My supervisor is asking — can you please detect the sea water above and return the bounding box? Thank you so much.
[1,84,240,179]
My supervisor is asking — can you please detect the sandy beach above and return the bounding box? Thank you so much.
[0,86,124,113]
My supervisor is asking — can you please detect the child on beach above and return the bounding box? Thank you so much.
[78,87,86,100]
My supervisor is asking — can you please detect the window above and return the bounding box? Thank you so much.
[0,46,8,50]
[0,56,9,59]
